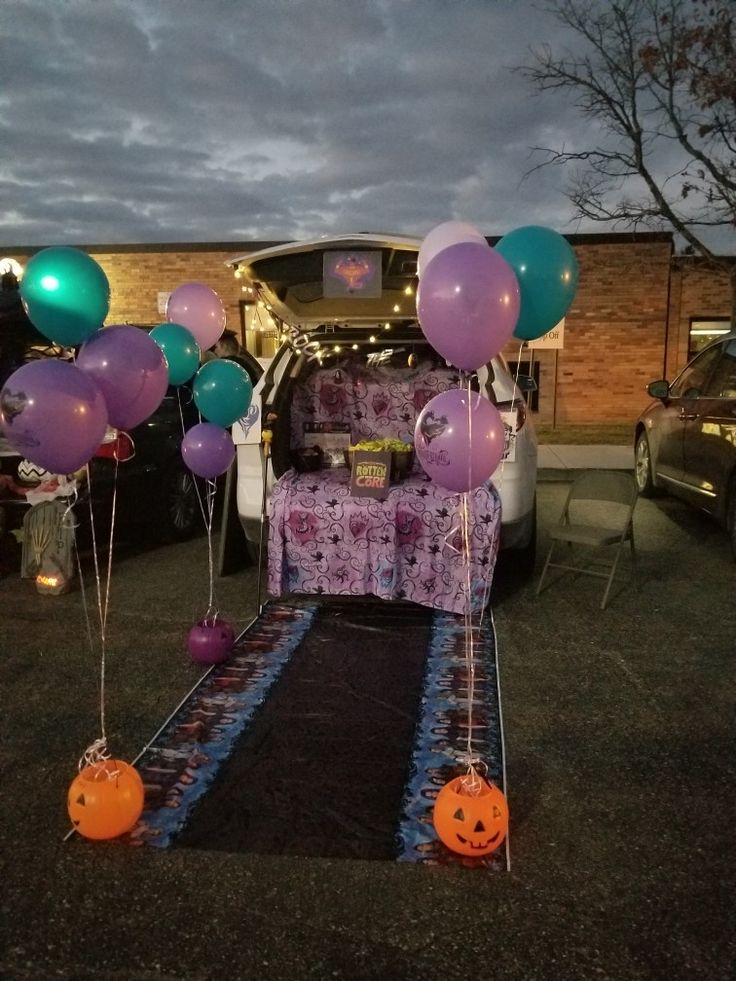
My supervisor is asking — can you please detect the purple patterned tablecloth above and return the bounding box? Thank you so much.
[267,468,501,615]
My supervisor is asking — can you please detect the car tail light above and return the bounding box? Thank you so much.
[95,430,134,462]
[495,394,528,430]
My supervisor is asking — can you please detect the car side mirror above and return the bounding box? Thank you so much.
[647,380,670,400]
[515,373,537,393]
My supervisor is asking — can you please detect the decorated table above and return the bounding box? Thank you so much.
[267,466,501,615]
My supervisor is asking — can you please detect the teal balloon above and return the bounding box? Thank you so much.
[150,322,201,385]
[19,247,110,346]
[193,358,253,427]
[495,226,579,341]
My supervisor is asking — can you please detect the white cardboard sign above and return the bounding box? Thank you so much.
[527,318,565,349]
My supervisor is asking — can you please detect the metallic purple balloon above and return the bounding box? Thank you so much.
[417,241,520,372]
[166,282,226,351]
[77,325,169,430]
[181,422,235,478]
[414,389,505,492]
[0,359,108,474]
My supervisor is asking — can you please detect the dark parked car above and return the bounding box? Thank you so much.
[634,332,736,558]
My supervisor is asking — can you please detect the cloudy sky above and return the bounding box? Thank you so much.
[1,0,730,251]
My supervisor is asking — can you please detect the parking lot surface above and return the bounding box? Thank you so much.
[0,481,733,980]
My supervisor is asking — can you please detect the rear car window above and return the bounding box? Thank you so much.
[670,344,722,398]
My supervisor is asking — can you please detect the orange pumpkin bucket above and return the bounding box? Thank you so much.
[432,774,509,857]
[67,759,144,841]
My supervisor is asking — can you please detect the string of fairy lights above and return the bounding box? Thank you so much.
[231,261,417,361]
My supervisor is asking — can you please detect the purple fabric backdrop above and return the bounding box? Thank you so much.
[267,468,501,615]
[289,356,461,453]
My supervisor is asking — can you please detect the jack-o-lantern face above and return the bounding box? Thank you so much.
[67,760,145,841]
[432,775,508,857]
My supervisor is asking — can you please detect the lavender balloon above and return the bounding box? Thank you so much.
[166,282,226,351]
[77,325,169,430]
[417,220,488,278]
[417,241,520,372]
[0,360,108,474]
[414,389,505,493]
[181,422,235,479]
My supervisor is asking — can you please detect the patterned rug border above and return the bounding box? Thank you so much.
[396,608,509,870]
[126,602,317,848]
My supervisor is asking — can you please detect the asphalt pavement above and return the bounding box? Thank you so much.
[1,458,734,981]
[537,443,634,479]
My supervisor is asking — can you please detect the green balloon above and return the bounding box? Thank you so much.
[193,358,253,428]
[20,246,110,346]
[150,322,201,385]
[495,225,579,342]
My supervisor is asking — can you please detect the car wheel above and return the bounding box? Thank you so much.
[635,431,658,497]
[158,463,201,542]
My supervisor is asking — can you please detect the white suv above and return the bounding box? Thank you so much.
[228,234,538,573]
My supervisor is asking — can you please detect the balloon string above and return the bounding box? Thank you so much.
[204,478,217,617]
[77,456,119,763]
[460,760,488,796]
[461,488,477,769]
[460,372,480,771]
[174,388,220,623]
[72,533,110,771]
[176,386,210,531]
[66,493,106,771]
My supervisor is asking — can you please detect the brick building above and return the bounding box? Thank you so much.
[2,232,733,425]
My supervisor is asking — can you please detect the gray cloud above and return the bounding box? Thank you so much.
[0,0,730,251]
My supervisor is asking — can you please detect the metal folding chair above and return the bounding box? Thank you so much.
[536,470,638,610]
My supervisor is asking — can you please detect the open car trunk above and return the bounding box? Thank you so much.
[228,234,532,609]
[259,335,502,615]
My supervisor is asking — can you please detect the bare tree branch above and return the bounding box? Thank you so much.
[517,0,736,273]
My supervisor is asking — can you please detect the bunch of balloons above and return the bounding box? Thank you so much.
[157,281,252,480]
[415,221,579,858]
[413,220,579,494]
[0,247,252,483]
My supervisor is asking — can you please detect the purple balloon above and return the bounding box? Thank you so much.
[166,282,226,351]
[0,360,108,474]
[181,422,235,478]
[414,389,505,492]
[77,325,169,430]
[417,241,520,372]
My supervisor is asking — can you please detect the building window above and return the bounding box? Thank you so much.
[689,318,731,357]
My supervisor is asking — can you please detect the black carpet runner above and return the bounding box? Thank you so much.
[122,598,507,869]
[178,601,430,860]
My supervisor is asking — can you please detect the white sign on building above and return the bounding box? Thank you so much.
[527,318,565,350]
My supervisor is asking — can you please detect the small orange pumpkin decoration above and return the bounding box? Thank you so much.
[67,759,145,840]
[433,774,508,857]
